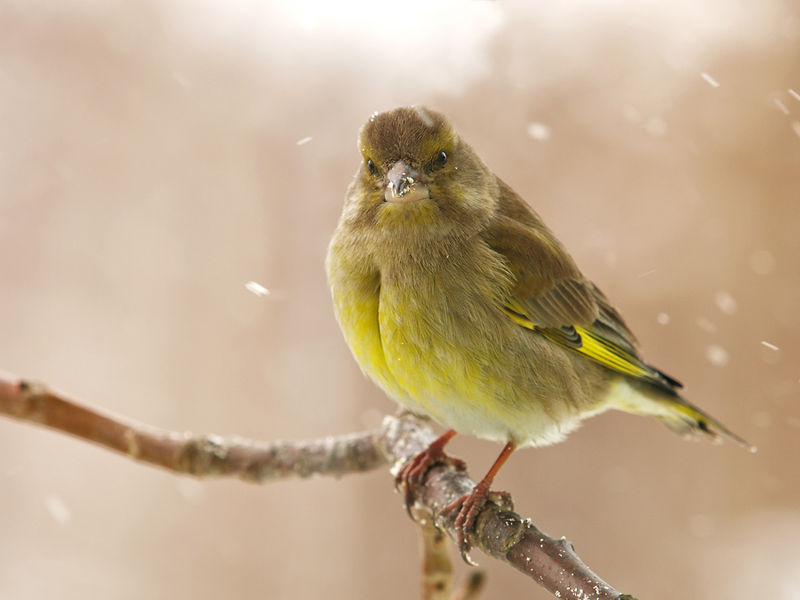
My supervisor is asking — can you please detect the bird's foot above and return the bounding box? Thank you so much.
[396,430,463,517]
[440,485,512,564]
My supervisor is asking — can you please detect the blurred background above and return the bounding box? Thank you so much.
[1,0,798,598]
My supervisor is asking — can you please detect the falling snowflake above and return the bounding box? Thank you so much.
[714,291,738,315]
[526,122,551,141]
[700,72,720,88]
[244,281,271,297]
[705,345,729,367]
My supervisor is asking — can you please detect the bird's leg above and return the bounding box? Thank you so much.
[441,441,516,563]
[397,429,464,516]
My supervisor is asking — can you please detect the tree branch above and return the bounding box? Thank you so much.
[417,517,456,600]
[381,417,636,600]
[0,372,636,600]
[0,373,386,481]
[416,516,486,600]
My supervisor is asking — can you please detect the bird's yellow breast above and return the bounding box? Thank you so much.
[328,235,570,444]
[376,272,494,425]
[330,248,499,410]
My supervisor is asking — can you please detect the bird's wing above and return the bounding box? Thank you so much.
[484,194,681,389]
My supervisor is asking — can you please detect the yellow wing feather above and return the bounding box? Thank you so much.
[501,303,655,381]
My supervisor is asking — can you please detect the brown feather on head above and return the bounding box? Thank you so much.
[342,107,499,247]
[359,106,454,170]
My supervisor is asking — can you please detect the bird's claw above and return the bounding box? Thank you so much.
[396,445,466,517]
[440,487,513,564]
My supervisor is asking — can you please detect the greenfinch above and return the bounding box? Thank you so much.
[326,106,750,554]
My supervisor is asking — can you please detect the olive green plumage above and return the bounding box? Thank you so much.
[327,106,749,451]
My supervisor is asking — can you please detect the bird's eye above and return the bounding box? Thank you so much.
[435,150,447,168]
[366,158,376,175]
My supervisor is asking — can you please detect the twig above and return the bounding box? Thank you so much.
[451,571,485,600]
[0,374,386,481]
[417,515,486,600]
[417,517,454,600]
[0,372,636,600]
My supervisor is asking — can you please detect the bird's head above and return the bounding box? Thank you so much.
[342,106,498,243]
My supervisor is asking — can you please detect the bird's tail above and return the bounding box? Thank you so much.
[655,394,754,451]
[610,379,755,452]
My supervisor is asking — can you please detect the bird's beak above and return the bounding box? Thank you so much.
[384,160,430,203]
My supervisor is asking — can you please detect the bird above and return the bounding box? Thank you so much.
[326,105,751,558]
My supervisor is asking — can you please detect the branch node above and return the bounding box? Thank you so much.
[475,507,527,556]
[124,429,140,458]
[452,570,486,600]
